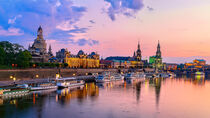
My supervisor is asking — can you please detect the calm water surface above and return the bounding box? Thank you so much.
[1,77,210,118]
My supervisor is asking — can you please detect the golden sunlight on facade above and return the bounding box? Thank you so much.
[56,49,100,68]
[184,59,206,69]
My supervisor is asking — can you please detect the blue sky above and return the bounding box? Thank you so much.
[0,0,210,63]
[0,0,147,51]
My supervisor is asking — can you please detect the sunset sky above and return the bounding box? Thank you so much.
[0,0,210,63]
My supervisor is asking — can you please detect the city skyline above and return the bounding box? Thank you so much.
[0,0,210,63]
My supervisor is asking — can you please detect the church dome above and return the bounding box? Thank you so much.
[90,52,96,56]
[77,50,84,56]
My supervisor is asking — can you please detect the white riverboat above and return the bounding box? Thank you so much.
[136,73,146,78]
[28,82,57,91]
[113,74,124,81]
[56,77,85,89]
[195,71,205,75]
[0,87,29,97]
[124,73,136,80]
[95,75,112,83]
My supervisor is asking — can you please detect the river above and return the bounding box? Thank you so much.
[0,76,210,118]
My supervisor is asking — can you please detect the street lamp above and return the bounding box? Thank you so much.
[13,77,16,85]
[56,73,60,79]
[10,75,16,85]
[35,74,39,78]
[10,75,13,79]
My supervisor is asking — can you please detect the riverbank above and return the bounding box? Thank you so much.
[0,75,96,87]
[0,68,124,81]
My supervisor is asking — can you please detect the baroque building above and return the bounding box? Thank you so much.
[56,49,100,68]
[149,41,164,71]
[28,26,53,63]
[133,42,142,61]
[104,42,145,68]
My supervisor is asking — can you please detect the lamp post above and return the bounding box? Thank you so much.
[10,75,16,85]
[13,76,16,85]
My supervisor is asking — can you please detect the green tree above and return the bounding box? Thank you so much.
[64,63,68,68]
[49,63,56,68]
[55,63,59,68]
[44,63,50,67]
[16,50,32,68]
[0,46,5,65]
[0,41,25,66]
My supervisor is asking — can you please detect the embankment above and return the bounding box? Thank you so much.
[0,68,123,81]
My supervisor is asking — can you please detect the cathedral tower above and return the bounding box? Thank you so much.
[156,40,161,58]
[48,44,53,56]
[136,41,142,61]
[28,26,50,62]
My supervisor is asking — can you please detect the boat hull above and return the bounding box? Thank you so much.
[0,89,29,97]
[95,79,111,83]
[57,82,84,89]
[29,86,58,91]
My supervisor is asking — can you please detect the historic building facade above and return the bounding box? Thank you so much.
[28,26,53,63]
[184,59,207,70]
[105,42,145,68]
[56,49,100,68]
[149,41,164,71]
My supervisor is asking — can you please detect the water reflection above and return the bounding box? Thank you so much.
[135,81,141,102]
[147,78,162,109]
[1,77,210,118]
[56,83,99,105]
[154,78,161,109]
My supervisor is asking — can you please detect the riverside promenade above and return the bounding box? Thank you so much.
[0,68,128,87]
[0,68,121,81]
[0,75,96,87]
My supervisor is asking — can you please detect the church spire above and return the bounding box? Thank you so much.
[156,40,161,58]
[37,25,43,40]
[28,44,31,50]
[48,44,53,56]
[133,51,136,57]
[136,41,141,61]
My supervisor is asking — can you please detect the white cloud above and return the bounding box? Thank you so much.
[8,15,22,24]
[56,20,75,31]
[0,26,24,36]
[104,0,144,21]
[55,0,61,7]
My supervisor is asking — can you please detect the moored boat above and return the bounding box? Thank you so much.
[112,74,124,81]
[124,73,137,80]
[195,71,205,75]
[95,75,112,83]
[56,77,85,89]
[28,82,57,91]
[0,87,29,97]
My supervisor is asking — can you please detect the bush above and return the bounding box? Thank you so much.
[49,63,56,68]
[64,63,68,68]
[55,63,59,67]
[44,63,50,67]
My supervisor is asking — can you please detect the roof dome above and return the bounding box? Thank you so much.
[77,50,84,56]
[90,52,96,56]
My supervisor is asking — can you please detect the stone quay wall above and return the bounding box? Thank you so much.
[0,68,123,81]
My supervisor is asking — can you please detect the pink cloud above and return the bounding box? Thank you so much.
[0,26,24,36]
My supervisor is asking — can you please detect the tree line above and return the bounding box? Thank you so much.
[0,41,69,69]
[0,41,32,68]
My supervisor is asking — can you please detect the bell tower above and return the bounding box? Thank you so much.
[136,41,142,61]
[156,40,161,58]
[48,44,53,56]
